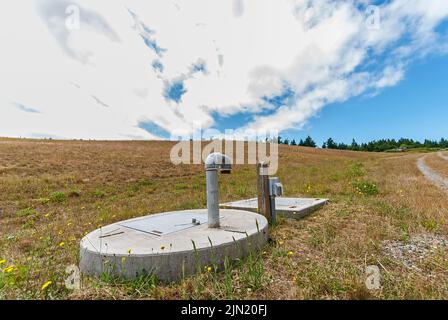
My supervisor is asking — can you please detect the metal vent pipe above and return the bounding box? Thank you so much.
[205,153,232,228]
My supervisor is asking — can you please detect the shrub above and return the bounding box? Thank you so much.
[92,190,106,198]
[422,219,439,232]
[49,192,66,203]
[16,208,36,217]
[38,198,50,205]
[349,163,365,177]
[354,181,378,196]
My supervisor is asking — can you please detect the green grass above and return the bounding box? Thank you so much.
[354,181,378,196]
[16,208,37,218]
[49,192,66,203]
[92,190,106,198]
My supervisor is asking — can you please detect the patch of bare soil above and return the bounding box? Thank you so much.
[383,234,448,269]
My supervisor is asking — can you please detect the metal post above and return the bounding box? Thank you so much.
[257,162,272,224]
[205,152,232,229]
[206,168,220,228]
[270,196,276,225]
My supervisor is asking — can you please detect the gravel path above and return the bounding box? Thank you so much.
[438,151,448,161]
[417,156,448,192]
[383,234,448,269]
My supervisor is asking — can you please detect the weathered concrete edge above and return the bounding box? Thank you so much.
[279,199,328,219]
[79,223,268,283]
[220,199,328,220]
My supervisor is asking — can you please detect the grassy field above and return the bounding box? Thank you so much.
[425,153,448,178]
[1,138,448,300]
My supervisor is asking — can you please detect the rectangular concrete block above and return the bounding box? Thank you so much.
[220,197,327,220]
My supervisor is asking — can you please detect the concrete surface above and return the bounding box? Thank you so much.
[220,197,328,220]
[79,209,268,282]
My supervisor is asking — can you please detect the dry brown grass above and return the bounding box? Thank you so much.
[425,153,448,178]
[1,139,448,300]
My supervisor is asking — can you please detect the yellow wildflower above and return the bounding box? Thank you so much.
[207,266,212,272]
[59,242,65,247]
[0,259,6,265]
[278,240,284,245]
[127,248,132,254]
[41,281,52,291]
[287,251,294,257]
[3,266,14,273]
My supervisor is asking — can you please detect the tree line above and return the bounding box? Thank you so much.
[277,136,448,152]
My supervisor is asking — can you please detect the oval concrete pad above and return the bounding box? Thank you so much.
[80,209,268,282]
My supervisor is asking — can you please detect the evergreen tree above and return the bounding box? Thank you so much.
[337,142,348,150]
[350,139,359,151]
[424,139,437,148]
[326,138,338,149]
[303,136,317,148]
[274,135,448,152]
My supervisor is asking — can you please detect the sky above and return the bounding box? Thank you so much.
[283,53,448,146]
[0,0,447,141]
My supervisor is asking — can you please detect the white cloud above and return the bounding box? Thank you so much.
[0,0,447,139]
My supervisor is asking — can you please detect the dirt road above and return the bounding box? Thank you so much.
[438,151,448,161]
[417,155,448,192]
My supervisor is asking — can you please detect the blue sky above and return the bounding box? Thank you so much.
[281,53,448,146]
[1,1,448,141]
[212,52,448,146]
